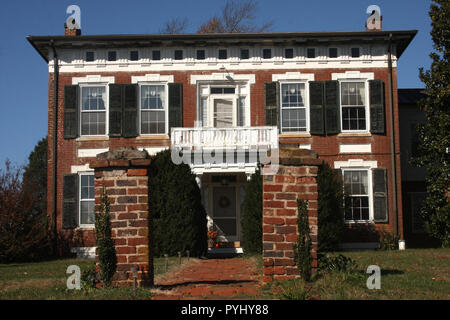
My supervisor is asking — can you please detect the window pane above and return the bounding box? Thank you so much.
[218,49,227,59]
[174,50,183,60]
[307,48,315,58]
[263,49,271,59]
[130,50,139,61]
[282,109,306,132]
[141,85,165,110]
[80,201,95,225]
[197,50,205,60]
[238,97,245,126]
[152,50,161,60]
[351,47,360,58]
[329,48,338,58]
[82,87,106,111]
[108,51,117,61]
[240,49,249,59]
[86,51,94,62]
[81,111,106,135]
[141,110,165,134]
[285,48,294,59]
[281,83,305,108]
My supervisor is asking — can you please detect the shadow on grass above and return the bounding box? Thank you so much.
[155,279,257,291]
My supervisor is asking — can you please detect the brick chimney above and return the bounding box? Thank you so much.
[366,15,383,31]
[64,22,81,36]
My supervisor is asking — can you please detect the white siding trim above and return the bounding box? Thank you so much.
[72,75,115,85]
[131,74,174,83]
[190,73,256,85]
[334,159,377,169]
[77,148,109,158]
[331,71,374,80]
[272,72,315,82]
[339,144,372,154]
[71,164,93,173]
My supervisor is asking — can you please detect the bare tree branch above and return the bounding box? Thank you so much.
[159,17,189,34]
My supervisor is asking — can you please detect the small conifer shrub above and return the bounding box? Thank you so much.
[293,199,312,282]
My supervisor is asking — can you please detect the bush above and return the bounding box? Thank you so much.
[317,162,345,252]
[81,262,99,289]
[318,253,358,273]
[241,166,262,254]
[293,199,312,282]
[95,187,117,287]
[149,150,207,257]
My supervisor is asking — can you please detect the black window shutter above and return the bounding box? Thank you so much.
[109,84,123,137]
[309,81,325,135]
[63,85,79,139]
[122,84,138,138]
[324,80,340,135]
[373,168,388,223]
[168,83,183,135]
[62,174,78,229]
[264,82,279,128]
[369,80,386,134]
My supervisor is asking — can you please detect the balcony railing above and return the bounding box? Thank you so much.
[171,126,278,150]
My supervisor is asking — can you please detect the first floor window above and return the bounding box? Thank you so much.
[343,169,370,221]
[340,81,367,131]
[140,84,166,134]
[280,82,307,132]
[79,173,95,226]
[80,86,106,136]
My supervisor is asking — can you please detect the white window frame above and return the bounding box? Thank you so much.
[79,83,109,137]
[279,81,310,134]
[338,79,370,133]
[138,82,169,136]
[78,172,95,228]
[338,167,374,223]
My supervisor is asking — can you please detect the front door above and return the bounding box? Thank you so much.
[212,98,235,128]
[212,186,238,241]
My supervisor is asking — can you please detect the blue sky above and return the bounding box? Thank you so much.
[0,0,433,168]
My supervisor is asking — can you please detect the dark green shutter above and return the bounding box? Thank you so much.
[168,83,183,135]
[122,84,138,138]
[63,85,79,139]
[309,81,325,135]
[264,82,279,128]
[109,84,123,137]
[324,80,340,135]
[369,80,386,134]
[62,174,78,229]
[373,168,388,223]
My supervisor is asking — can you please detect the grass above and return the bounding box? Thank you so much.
[0,256,189,300]
[265,248,450,300]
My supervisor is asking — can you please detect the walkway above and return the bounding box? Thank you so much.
[151,257,263,300]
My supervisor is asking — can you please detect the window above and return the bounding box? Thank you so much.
[86,51,94,62]
[140,85,166,134]
[329,48,338,58]
[174,50,183,60]
[79,173,95,226]
[343,170,370,221]
[197,50,205,60]
[107,51,117,61]
[210,87,235,94]
[263,48,272,59]
[218,49,227,60]
[351,47,360,58]
[130,50,139,61]
[280,83,307,132]
[240,49,249,60]
[152,50,161,60]
[340,81,367,131]
[80,86,107,136]
[307,48,316,58]
[285,48,294,59]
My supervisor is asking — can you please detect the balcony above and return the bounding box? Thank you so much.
[171,126,278,150]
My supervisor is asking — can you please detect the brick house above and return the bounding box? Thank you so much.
[28,24,416,257]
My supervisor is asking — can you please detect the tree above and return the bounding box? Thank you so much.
[241,166,262,254]
[160,0,273,34]
[413,0,450,247]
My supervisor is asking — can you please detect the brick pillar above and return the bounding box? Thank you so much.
[90,147,153,287]
[262,148,320,282]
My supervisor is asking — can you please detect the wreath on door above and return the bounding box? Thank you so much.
[218,196,231,208]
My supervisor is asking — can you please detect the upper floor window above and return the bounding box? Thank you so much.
[240,49,249,60]
[329,47,338,58]
[140,84,167,135]
[263,48,272,59]
[284,48,294,59]
[80,86,107,136]
[218,49,227,60]
[130,50,139,61]
[107,51,117,61]
[197,50,206,60]
[280,82,308,133]
[340,81,367,131]
[351,47,360,58]
[306,48,316,58]
[174,50,183,60]
[85,51,95,62]
[152,50,161,60]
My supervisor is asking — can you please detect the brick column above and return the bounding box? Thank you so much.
[262,148,320,282]
[90,147,153,287]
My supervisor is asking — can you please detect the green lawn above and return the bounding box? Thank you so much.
[266,248,450,300]
[0,256,187,300]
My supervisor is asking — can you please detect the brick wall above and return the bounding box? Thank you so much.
[262,149,321,282]
[90,148,153,287]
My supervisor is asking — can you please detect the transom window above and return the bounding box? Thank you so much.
[80,86,106,136]
[351,47,360,58]
[210,87,235,94]
[174,50,183,60]
[79,173,95,226]
[152,50,161,60]
[107,51,116,61]
[263,49,272,59]
[329,48,338,58]
[280,83,307,133]
[240,49,249,60]
[285,48,294,59]
[343,170,370,221]
[140,85,166,134]
[340,81,367,131]
[307,48,316,58]
[218,49,227,60]
[197,50,206,60]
